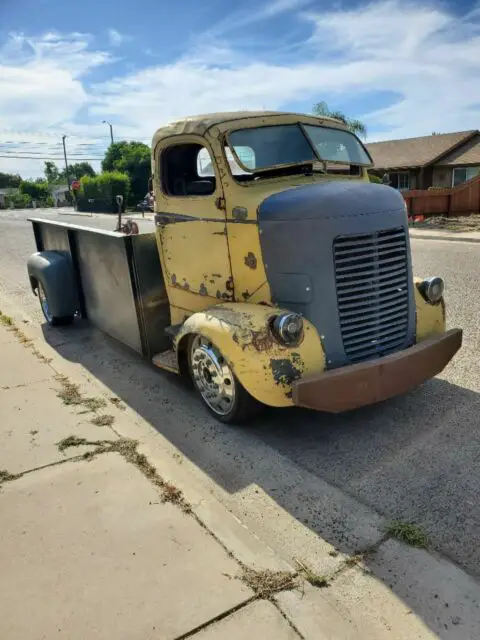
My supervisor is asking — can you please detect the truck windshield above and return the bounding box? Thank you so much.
[227,124,372,175]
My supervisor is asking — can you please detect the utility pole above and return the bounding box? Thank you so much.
[103,120,114,145]
[62,135,71,194]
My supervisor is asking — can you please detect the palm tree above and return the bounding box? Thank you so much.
[312,101,367,139]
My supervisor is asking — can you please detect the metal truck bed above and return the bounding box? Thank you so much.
[29,218,171,359]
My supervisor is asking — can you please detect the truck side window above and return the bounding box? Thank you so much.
[162,143,216,197]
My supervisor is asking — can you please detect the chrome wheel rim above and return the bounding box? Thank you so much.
[190,336,235,416]
[38,284,52,323]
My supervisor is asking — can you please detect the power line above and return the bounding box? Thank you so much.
[0,155,104,160]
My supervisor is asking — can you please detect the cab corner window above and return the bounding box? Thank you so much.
[162,143,216,196]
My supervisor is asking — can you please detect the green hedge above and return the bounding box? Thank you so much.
[77,172,130,213]
[368,173,382,184]
[5,193,32,208]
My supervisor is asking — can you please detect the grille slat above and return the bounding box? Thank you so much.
[334,228,410,362]
[337,289,408,308]
[340,304,408,326]
[335,255,406,274]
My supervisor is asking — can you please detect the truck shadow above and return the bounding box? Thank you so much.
[42,321,480,637]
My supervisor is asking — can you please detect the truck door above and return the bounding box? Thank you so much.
[154,136,232,324]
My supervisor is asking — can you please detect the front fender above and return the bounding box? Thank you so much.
[414,276,446,341]
[175,303,326,407]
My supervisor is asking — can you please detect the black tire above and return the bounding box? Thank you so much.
[37,282,74,327]
[188,334,262,424]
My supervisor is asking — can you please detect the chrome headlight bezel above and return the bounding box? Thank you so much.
[418,276,444,304]
[271,312,304,346]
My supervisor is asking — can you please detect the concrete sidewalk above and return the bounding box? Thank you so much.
[1,311,479,640]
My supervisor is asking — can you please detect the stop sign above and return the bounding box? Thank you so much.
[71,180,81,190]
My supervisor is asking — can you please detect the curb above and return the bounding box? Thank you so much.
[409,230,480,243]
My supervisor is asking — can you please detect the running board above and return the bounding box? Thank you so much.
[152,349,180,374]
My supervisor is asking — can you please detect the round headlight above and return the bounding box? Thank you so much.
[419,276,444,304]
[272,312,304,346]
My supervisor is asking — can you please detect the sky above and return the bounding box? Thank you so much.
[0,0,479,178]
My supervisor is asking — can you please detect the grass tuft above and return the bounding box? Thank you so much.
[0,469,18,483]
[241,567,297,598]
[295,559,329,588]
[385,521,429,548]
[91,414,115,427]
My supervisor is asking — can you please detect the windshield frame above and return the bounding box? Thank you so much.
[224,122,373,175]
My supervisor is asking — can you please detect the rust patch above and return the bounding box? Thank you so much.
[183,282,190,291]
[225,277,234,291]
[212,273,222,278]
[270,358,303,386]
[216,290,222,299]
[199,283,208,296]
[212,230,227,236]
[242,290,250,300]
[171,273,177,286]
[251,329,274,352]
[244,252,257,270]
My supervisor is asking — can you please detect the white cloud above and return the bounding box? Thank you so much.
[107,28,129,47]
[0,31,112,177]
[1,1,480,178]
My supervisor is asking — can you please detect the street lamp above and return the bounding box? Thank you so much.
[103,120,114,145]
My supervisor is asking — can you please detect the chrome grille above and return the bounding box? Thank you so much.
[334,228,409,363]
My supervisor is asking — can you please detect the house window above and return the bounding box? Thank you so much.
[162,143,216,196]
[452,166,480,187]
[389,172,410,191]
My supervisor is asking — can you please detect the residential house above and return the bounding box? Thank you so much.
[366,130,480,191]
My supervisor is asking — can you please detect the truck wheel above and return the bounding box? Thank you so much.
[38,282,74,326]
[188,334,262,424]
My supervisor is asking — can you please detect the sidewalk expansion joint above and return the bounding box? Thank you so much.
[172,596,257,640]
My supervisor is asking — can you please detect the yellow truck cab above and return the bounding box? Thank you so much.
[27,111,462,423]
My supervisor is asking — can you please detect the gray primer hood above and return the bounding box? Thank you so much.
[258,180,415,368]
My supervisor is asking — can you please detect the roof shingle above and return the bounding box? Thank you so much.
[366,130,477,169]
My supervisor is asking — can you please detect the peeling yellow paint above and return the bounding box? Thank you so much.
[414,277,446,340]
[175,303,326,407]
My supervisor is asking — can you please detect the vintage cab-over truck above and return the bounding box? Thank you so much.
[27,111,462,423]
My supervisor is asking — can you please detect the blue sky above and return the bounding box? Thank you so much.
[0,0,479,177]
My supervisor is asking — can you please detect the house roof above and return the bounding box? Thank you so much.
[152,110,344,147]
[436,134,480,166]
[366,130,478,170]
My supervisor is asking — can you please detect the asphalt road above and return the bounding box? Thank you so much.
[1,207,479,578]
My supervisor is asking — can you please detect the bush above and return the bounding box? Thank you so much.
[368,173,382,184]
[41,196,55,208]
[5,192,32,209]
[77,171,130,213]
[20,180,51,203]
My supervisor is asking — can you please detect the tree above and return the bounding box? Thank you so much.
[44,162,60,183]
[68,162,96,181]
[44,161,95,184]
[0,172,22,189]
[312,102,367,139]
[102,141,150,204]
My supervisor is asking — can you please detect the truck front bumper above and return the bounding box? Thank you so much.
[292,328,462,413]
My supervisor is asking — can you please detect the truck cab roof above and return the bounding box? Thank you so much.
[152,111,346,147]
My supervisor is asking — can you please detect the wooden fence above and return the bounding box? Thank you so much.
[403,175,480,217]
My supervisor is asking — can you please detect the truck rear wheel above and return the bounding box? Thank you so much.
[38,282,74,326]
[188,334,261,424]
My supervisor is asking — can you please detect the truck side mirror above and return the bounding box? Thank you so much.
[116,195,124,205]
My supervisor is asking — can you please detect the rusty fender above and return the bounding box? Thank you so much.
[175,303,326,407]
